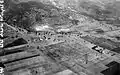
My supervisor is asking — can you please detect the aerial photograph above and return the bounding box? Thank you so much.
[0,0,120,75]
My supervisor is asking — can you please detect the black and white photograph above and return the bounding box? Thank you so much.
[0,0,120,75]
